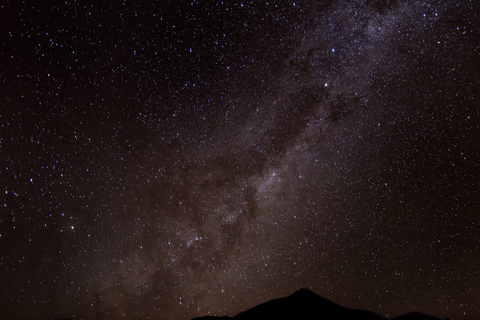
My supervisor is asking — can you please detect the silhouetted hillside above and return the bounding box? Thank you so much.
[233,288,355,320]
[192,289,447,320]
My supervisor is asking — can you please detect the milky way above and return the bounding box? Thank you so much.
[1,1,479,319]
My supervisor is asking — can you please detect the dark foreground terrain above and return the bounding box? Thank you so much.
[192,289,448,320]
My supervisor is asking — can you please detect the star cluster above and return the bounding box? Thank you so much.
[1,1,479,319]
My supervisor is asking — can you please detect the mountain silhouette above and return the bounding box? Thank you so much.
[192,289,446,320]
[392,312,447,320]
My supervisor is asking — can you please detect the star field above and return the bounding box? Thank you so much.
[1,1,480,319]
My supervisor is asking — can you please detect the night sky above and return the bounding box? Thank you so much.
[1,1,479,319]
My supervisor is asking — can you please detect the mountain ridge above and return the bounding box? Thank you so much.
[192,289,447,320]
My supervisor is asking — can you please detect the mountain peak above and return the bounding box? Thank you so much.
[289,288,317,297]
[288,288,341,308]
[234,288,346,320]
[392,311,444,320]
